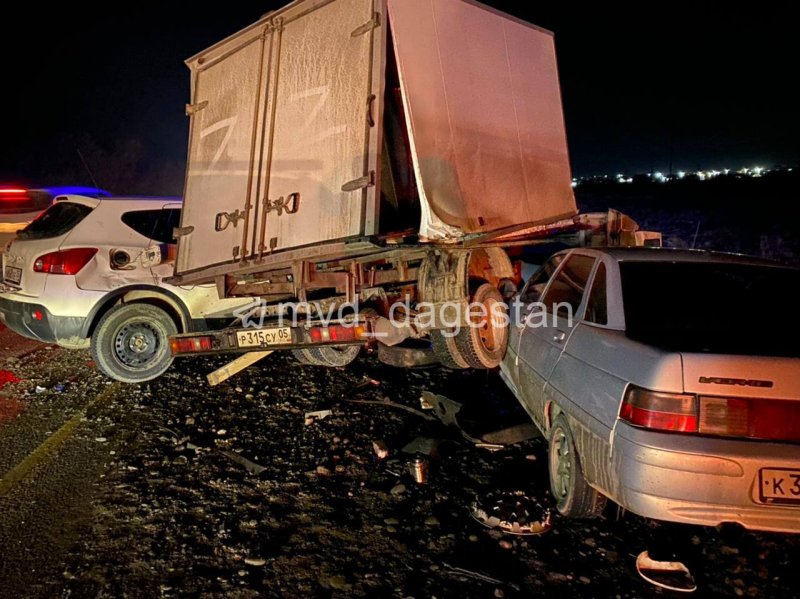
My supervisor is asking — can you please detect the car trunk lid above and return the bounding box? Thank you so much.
[682,353,800,400]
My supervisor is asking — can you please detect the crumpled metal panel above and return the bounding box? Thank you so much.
[258,0,375,253]
[178,32,267,275]
[387,0,577,238]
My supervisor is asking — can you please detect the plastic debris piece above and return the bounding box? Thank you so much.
[636,551,697,593]
[244,557,266,567]
[0,370,21,389]
[304,409,333,425]
[401,437,439,457]
[471,490,552,536]
[220,450,267,475]
[372,440,389,459]
[35,385,47,394]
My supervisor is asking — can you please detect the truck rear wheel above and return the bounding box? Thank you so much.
[452,283,508,369]
[91,303,178,383]
[430,331,469,369]
[294,346,360,367]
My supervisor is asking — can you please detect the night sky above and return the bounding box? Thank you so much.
[2,1,798,191]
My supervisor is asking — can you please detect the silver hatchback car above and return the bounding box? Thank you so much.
[500,247,800,533]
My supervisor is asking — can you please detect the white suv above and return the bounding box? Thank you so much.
[0,194,250,383]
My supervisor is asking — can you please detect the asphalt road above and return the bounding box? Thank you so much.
[0,330,798,598]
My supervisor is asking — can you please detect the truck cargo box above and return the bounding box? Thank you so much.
[174,0,577,284]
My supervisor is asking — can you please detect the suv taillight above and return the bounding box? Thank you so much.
[621,385,800,442]
[33,248,98,275]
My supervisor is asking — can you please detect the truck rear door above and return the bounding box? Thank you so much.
[177,0,382,280]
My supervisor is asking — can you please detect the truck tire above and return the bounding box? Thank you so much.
[452,283,508,369]
[292,349,326,365]
[430,330,469,369]
[377,341,440,368]
[307,345,361,367]
[91,303,178,383]
[548,415,607,518]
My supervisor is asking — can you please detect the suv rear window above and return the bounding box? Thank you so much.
[121,209,181,243]
[620,261,800,357]
[17,202,94,240]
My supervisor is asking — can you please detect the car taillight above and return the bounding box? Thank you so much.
[309,324,367,343]
[699,396,800,442]
[621,385,800,442]
[33,248,98,275]
[170,336,214,355]
[620,386,698,433]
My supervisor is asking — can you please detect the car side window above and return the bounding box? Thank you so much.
[584,262,608,325]
[540,254,596,318]
[519,255,564,305]
[121,209,182,244]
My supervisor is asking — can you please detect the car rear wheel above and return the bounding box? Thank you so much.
[548,415,607,518]
[91,303,178,383]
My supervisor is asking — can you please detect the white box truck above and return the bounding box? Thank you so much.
[168,0,653,372]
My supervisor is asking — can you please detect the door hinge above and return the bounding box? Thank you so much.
[351,12,381,37]
[342,171,376,192]
[173,225,195,238]
[185,101,208,116]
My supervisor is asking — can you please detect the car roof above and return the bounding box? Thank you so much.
[54,194,182,207]
[579,247,793,269]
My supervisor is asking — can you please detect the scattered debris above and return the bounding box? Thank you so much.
[419,394,435,410]
[408,454,429,484]
[480,423,539,446]
[0,370,21,389]
[372,440,390,460]
[471,491,552,536]
[244,557,266,567]
[635,551,697,593]
[344,397,436,421]
[206,350,273,386]
[95,437,108,443]
[442,563,519,591]
[390,484,406,496]
[304,409,333,425]
[219,450,267,475]
[35,385,47,394]
[401,437,439,457]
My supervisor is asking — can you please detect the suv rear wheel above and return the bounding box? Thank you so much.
[91,303,178,383]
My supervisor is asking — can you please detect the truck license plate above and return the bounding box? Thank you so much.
[4,266,21,285]
[236,327,292,348]
[759,468,800,505]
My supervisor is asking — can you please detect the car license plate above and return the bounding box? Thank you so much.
[236,327,292,348]
[758,468,800,505]
[4,266,21,285]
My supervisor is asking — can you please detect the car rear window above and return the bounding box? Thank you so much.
[620,261,800,357]
[121,209,181,243]
[17,202,94,240]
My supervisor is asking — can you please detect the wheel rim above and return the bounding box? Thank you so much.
[474,296,505,352]
[113,321,161,367]
[550,427,572,500]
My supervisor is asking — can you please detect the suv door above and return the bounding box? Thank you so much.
[517,253,596,429]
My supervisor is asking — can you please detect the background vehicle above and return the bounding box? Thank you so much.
[0,186,109,246]
[0,195,250,383]
[167,0,658,369]
[501,247,800,533]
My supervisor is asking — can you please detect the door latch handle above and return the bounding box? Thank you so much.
[553,331,566,343]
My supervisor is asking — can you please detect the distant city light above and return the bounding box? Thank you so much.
[570,163,793,187]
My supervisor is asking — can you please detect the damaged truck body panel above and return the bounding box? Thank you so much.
[173,0,577,283]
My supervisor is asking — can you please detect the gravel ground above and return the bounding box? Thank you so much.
[2,344,797,598]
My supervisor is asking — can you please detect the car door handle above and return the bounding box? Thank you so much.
[553,331,566,343]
